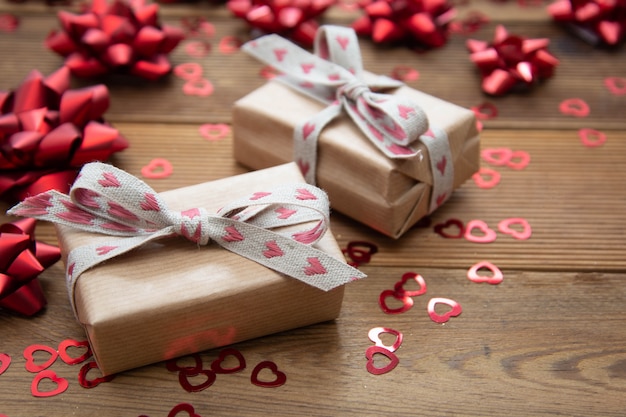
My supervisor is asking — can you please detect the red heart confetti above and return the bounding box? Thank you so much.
[559,98,590,117]
[184,41,211,58]
[199,124,231,141]
[368,327,403,353]
[604,77,626,95]
[141,158,174,179]
[427,298,462,323]
[168,403,201,417]
[23,344,58,373]
[390,65,419,82]
[174,63,203,81]
[506,150,531,170]
[250,361,287,388]
[78,361,115,388]
[365,346,399,375]
[393,272,427,297]
[472,167,501,189]
[0,353,11,376]
[0,13,19,32]
[579,128,606,148]
[31,370,69,397]
[471,102,498,120]
[481,148,513,166]
[58,339,92,365]
[343,240,378,267]
[178,368,217,392]
[434,218,465,239]
[464,220,497,243]
[182,78,214,97]
[379,289,414,314]
[218,36,242,54]
[166,354,203,373]
[498,218,532,240]
[467,261,503,284]
[210,348,246,374]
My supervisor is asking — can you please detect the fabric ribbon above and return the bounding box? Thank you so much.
[242,25,454,212]
[8,162,366,314]
[0,218,61,316]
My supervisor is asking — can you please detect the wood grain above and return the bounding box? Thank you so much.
[1,0,625,416]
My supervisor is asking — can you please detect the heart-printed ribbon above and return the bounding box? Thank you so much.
[8,162,365,315]
[242,25,454,212]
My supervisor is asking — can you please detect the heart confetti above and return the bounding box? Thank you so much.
[427,298,462,323]
[218,36,241,54]
[178,368,217,392]
[0,353,10,376]
[77,361,115,388]
[184,41,211,58]
[579,128,606,147]
[250,361,287,388]
[472,167,501,189]
[364,346,399,375]
[174,63,204,81]
[199,124,231,141]
[498,218,532,240]
[31,370,69,397]
[471,102,499,120]
[210,348,246,374]
[182,78,214,96]
[464,220,497,243]
[168,403,201,417]
[393,272,427,297]
[141,158,174,179]
[342,240,378,267]
[166,354,203,373]
[23,344,58,373]
[467,261,503,284]
[368,327,403,352]
[559,98,590,117]
[0,13,19,32]
[481,148,512,166]
[434,218,465,239]
[604,77,626,95]
[58,339,92,365]
[390,66,419,82]
[506,150,531,170]
[379,289,414,314]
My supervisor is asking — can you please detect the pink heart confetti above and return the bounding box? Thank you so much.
[559,98,590,117]
[472,167,501,189]
[390,65,419,82]
[199,123,230,141]
[365,346,399,375]
[579,128,606,147]
[467,261,503,284]
[184,41,211,58]
[481,148,513,166]
[604,77,626,95]
[427,298,462,323]
[471,102,498,120]
[0,13,19,33]
[379,289,414,314]
[506,150,531,170]
[174,63,203,81]
[498,218,532,240]
[218,36,241,54]
[182,78,214,97]
[166,354,203,373]
[368,327,403,353]
[141,158,174,179]
[464,220,497,243]
[393,272,427,297]
[0,353,10,376]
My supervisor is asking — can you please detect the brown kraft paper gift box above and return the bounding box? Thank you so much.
[54,163,347,376]
[233,77,480,239]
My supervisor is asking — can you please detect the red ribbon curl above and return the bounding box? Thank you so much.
[351,0,456,49]
[0,218,61,316]
[467,24,560,96]
[45,0,185,80]
[227,0,334,47]
[0,67,129,201]
[548,0,626,46]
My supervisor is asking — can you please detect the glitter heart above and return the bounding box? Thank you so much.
[166,354,203,373]
[481,147,513,166]
[368,327,403,353]
[174,62,203,80]
[0,353,11,376]
[78,361,115,388]
[578,128,606,148]
[559,98,589,117]
[434,218,465,239]
[498,218,532,240]
[467,261,503,284]
[178,368,217,392]
[218,35,241,54]
[506,150,530,170]
[168,403,201,417]
[141,158,173,179]
[464,220,497,243]
[344,241,378,266]
[184,41,211,58]
[23,344,58,373]
[391,65,419,82]
[210,348,246,374]
[31,370,69,397]
[58,339,92,365]
[393,272,427,297]
[472,167,501,189]
[182,78,214,96]
[251,361,287,388]
[427,298,462,323]
[471,102,498,120]
[379,289,414,314]
[604,77,626,95]
[199,123,230,141]
[365,346,399,375]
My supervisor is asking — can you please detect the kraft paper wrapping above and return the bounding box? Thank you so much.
[55,163,346,376]
[233,78,480,238]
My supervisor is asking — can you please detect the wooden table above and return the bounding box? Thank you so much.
[1,1,625,415]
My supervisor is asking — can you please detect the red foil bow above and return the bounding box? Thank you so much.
[227,0,334,47]
[467,25,560,96]
[351,0,456,49]
[0,67,129,201]
[45,0,185,80]
[0,218,61,316]
[548,0,626,46]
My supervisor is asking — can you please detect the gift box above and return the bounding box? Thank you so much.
[233,26,480,238]
[17,163,356,375]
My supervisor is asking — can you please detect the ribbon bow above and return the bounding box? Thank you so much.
[8,162,365,313]
[242,25,432,185]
